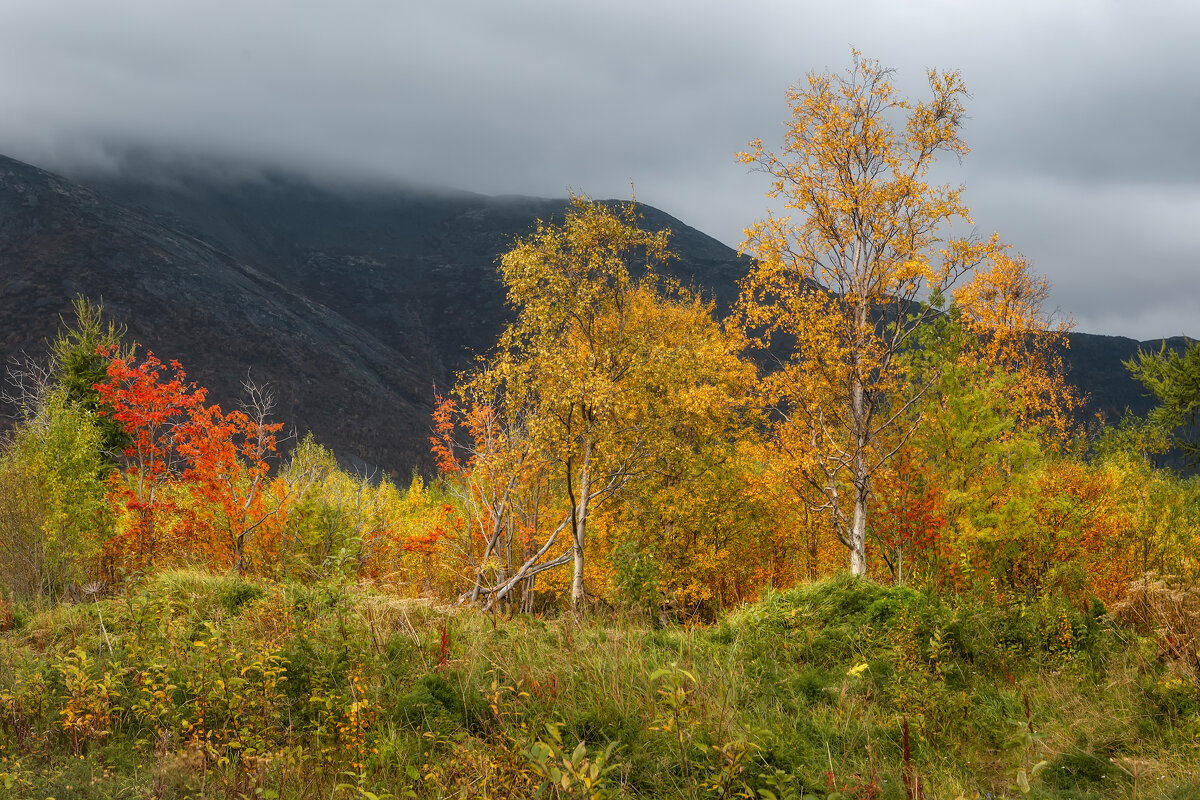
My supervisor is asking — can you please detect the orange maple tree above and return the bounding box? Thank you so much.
[94,347,205,569]
[175,382,286,573]
[95,347,287,573]
[871,450,948,587]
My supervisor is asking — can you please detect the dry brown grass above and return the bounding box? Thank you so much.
[1112,573,1200,687]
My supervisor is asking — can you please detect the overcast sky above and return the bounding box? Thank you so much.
[1,0,1196,340]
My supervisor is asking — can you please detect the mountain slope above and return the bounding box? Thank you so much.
[0,155,435,473]
[1,155,751,474]
[79,161,750,381]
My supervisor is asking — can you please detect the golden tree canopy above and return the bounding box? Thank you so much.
[737,51,996,575]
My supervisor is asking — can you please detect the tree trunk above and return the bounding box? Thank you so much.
[235,532,246,576]
[844,292,873,575]
[850,364,869,576]
[571,440,592,610]
[850,484,868,576]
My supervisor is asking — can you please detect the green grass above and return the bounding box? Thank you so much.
[0,571,1197,798]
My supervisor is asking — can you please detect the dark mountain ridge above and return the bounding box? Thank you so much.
[0,155,441,471]
[0,153,1185,474]
[0,154,748,475]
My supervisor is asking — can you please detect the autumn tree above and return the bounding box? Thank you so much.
[467,196,671,610]
[870,448,945,587]
[873,250,1077,590]
[952,249,1077,437]
[0,298,127,596]
[461,195,753,610]
[590,292,761,609]
[94,349,206,568]
[738,51,995,575]
[0,390,111,600]
[890,316,1046,589]
[431,390,545,609]
[94,349,290,573]
[176,380,287,574]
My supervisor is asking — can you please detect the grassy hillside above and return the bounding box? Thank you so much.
[0,572,1197,799]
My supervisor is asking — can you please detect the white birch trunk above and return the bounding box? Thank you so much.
[849,482,868,576]
[571,439,592,609]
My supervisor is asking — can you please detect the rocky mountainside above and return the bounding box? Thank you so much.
[0,153,1186,475]
[0,154,748,475]
[0,155,452,473]
[79,161,747,382]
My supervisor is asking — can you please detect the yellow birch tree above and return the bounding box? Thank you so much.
[952,249,1078,438]
[738,51,995,575]
[464,196,754,610]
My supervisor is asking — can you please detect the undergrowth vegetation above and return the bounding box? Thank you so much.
[1,571,1197,799]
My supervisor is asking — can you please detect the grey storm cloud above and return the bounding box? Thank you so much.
[0,0,1197,339]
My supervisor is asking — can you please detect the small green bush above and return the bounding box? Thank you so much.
[216,579,263,614]
[391,672,487,734]
[789,666,833,706]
